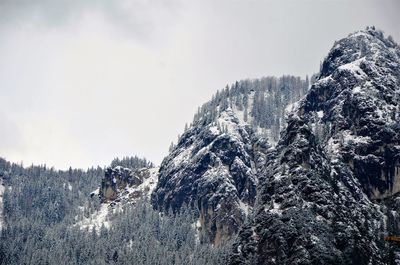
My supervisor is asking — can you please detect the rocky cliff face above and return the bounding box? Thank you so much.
[152,109,266,246]
[78,165,158,231]
[230,27,400,265]
[99,166,158,205]
[151,75,308,246]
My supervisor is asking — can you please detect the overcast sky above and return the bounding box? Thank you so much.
[0,0,399,169]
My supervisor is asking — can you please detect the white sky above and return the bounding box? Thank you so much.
[0,0,399,169]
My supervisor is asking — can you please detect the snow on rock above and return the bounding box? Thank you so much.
[342,130,371,145]
[78,167,159,231]
[266,201,282,216]
[90,188,100,197]
[337,58,368,80]
[285,98,302,118]
[172,146,194,167]
[238,200,250,216]
[151,73,309,246]
[152,108,265,246]
[231,27,400,265]
[100,166,159,203]
[122,167,159,202]
[352,86,362,94]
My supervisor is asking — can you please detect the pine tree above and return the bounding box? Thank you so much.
[169,142,175,152]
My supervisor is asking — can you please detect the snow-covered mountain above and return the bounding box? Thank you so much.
[86,76,308,242]
[152,108,263,246]
[230,27,400,265]
[151,76,309,245]
[72,26,400,264]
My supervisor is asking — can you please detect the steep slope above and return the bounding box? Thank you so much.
[230,27,400,265]
[153,109,265,246]
[152,76,309,246]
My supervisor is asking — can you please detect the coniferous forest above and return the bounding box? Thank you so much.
[0,158,231,265]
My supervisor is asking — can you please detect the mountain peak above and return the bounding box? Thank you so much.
[302,27,400,132]
[320,27,399,80]
[231,28,400,265]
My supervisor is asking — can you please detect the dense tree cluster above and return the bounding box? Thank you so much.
[0,158,102,264]
[0,158,230,265]
[110,156,154,169]
[192,75,309,141]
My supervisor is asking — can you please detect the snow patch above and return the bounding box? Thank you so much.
[274,173,284,181]
[77,204,112,231]
[338,58,368,80]
[209,126,219,135]
[266,201,282,215]
[62,182,72,191]
[173,146,194,167]
[310,235,320,244]
[327,137,341,155]
[192,219,202,244]
[239,200,250,216]
[116,167,159,203]
[285,100,301,117]
[352,86,362,94]
[342,130,371,145]
[90,188,100,197]
[317,75,333,86]
[142,167,159,197]
[216,109,243,139]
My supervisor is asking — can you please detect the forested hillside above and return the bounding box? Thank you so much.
[0,157,230,265]
[192,75,309,143]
